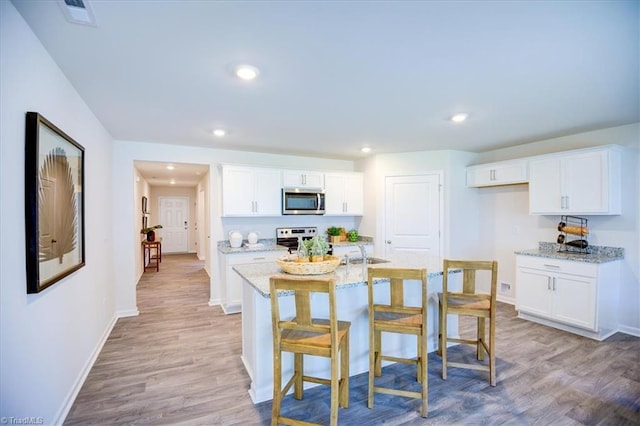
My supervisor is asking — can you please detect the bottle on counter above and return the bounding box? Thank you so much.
[566,239,589,249]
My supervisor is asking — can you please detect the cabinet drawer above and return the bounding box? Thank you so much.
[516,256,597,278]
[226,251,283,265]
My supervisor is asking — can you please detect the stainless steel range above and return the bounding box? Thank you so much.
[276,226,318,253]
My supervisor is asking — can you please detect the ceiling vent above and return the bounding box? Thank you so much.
[57,0,97,27]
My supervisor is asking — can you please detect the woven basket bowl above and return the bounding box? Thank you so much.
[277,255,341,275]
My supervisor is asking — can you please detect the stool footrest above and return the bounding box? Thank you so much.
[373,385,423,400]
[447,361,490,372]
[274,416,320,426]
[380,355,418,365]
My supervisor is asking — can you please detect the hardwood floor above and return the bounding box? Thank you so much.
[65,254,640,425]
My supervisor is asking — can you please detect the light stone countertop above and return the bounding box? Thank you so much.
[217,238,289,254]
[233,252,450,298]
[515,242,624,264]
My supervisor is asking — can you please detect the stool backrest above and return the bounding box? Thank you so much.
[270,276,339,350]
[442,260,498,314]
[367,267,428,318]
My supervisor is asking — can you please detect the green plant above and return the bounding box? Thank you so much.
[326,226,342,236]
[347,229,359,242]
[140,224,163,234]
[305,235,330,256]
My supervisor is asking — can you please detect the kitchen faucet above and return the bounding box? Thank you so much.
[358,244,367,263]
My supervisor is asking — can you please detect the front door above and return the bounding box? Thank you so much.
[384,174,442,258]
[159,197,189,253]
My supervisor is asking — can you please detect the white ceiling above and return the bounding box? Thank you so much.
[11,0,640,164]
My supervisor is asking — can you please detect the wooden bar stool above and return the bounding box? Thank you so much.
[438,259,498,386]
[367,267,428,417]
[269,275,350,426]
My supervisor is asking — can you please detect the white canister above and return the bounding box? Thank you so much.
[247,232,259,244]
[229,231,243,248]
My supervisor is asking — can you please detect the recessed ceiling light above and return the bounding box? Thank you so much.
[213,129,226,137]
[450,113,469,123]
[169,179,176,185]
[235,65,259,80]
[361,147,372,153]
[166,164,175,170]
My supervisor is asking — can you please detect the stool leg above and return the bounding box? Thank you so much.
[330,346,339,426]
[374,329,382,376]
[442,311,448,381]
[489,312,496,386]
[294,353,303,400]
[416,334,422,383]
[477,317,485,361]
[420,329,428,418]
[340,331,349,408]
[368,325,375,409]
[272,351,282,426]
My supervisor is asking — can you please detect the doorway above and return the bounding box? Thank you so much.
[384,173,443,258]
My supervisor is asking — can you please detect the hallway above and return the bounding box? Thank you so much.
[65,253,265,424]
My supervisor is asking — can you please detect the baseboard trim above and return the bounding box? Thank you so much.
[117,308,140,318]
[618,324,640,338]
[497,295,515,305]
[55,313,118,425]
[208,298,221,307]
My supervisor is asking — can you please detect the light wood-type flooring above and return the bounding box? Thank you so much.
[65,253,640,425]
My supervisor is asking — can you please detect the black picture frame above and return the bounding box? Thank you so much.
[142,196,148,214]
[25,112,86,293]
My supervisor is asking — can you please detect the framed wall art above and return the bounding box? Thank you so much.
[25,112,85,293]
[142,196,148,214]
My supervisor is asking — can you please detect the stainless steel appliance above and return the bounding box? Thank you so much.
[276,226,333,255]
[282,188,325,215]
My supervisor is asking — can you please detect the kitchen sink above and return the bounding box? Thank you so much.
[345,257,390,265]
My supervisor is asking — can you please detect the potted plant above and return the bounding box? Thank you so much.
[347,229,359,242]
[140,224,163,242]
[326,226,342,243]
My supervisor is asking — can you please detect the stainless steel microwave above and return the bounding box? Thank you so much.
[282,188,325,215]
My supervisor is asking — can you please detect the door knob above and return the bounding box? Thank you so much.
[386,240,392,244]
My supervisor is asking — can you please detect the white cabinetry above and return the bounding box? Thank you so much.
[324,172,364,215]
[528,146,621,215]
[466,159,528,187]
[515,255,619,340]
[221,165,282,216]
[219,250,283,314]
[282,170,324,189]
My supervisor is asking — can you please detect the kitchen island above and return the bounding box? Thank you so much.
[233,252,461,403]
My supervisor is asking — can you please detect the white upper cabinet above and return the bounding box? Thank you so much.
[221,165,282,216]
[282,170,324,189]
[529,146,621,215]
[466,159,528,187]
[324,172,364,216]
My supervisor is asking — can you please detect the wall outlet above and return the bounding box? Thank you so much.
[500,282,511,293]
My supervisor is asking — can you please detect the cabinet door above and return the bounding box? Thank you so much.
[282,170,324,188]
[324,173,364,215]
[222,166,256,216]
[552,274,597,330]
[467,161,527,187]
[343,173,364,215]
[564,151,607,214]
[324,174,346,215]
[529,157,563,214]
[254,168,282,216]
[516,267,553,317]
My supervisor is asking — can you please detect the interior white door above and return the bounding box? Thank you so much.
[384,174,442,258]
[159,197,189,253]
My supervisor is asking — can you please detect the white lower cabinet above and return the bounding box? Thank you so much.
[219,250,284,314]
[515,255,620,340]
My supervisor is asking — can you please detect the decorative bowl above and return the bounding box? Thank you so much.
[276,255,341,275]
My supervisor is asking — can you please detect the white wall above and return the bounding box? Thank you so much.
[112,140,356,313]
[0,2,116,423]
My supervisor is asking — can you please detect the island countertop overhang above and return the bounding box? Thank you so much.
[233,252,450,298]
